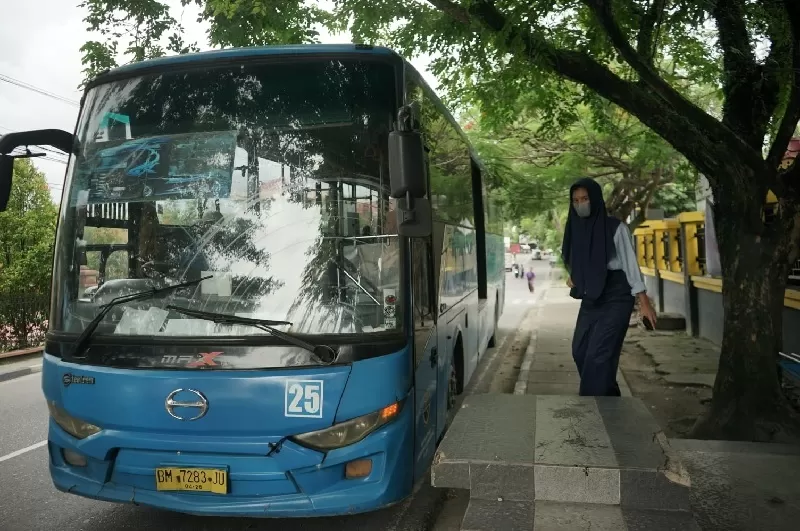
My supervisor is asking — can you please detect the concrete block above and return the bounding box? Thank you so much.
[432,394,537,491]
[460,499,534,531]
[620,469,691,511]
[534,396,616,467]
[653,314,686,331]
[622,508,701,531]
[534,465,620,505]
[432,395,695,515]
[436,394,537,464]
[524,382,579,395]
[594,398,665,470]
[470,463,535,501]
[431,460,469,490]
[533,501,625,531]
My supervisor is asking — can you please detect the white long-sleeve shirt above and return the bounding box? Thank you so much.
[607,223,647,296]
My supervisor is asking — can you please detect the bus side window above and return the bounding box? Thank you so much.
[412,239,434,324]
[412,238,435,367]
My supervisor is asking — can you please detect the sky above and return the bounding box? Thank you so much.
[0,1,436,204]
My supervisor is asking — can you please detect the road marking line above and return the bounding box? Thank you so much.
[0,440,47,463]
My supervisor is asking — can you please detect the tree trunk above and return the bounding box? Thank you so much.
[691,188,800,442]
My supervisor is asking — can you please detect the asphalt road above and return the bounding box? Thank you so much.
[0,268,543,531]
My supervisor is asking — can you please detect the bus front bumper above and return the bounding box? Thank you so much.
[47,408,415,518]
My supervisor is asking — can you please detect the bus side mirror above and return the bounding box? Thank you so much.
[0,129,76,212]
[388,129,426,199]
[0,155,13,212]
[388,128,431,238]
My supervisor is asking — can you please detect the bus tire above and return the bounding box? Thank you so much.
[447,355,458,411]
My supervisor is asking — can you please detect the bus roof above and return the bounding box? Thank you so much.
[91,44,403,84]
[85,43,496,185]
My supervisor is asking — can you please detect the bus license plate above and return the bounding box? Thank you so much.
[155,467,228,494]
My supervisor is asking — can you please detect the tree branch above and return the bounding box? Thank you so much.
[424,0,470,25]
[711,0,779,147]
[635,0,668,64]
[768,1,800,180]
[581,0,728,141]
[430,0,764,181]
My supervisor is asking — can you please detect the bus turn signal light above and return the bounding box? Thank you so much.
[380,402,399,420]
[345,459,373,479]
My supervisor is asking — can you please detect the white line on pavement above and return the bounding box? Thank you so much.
[510,298,537,306]
[0,440,47,463]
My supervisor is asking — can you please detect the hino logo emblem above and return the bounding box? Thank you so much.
[165,388,208,421]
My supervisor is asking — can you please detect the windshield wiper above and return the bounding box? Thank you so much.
[165,306,337,364]
[68,276,211,360]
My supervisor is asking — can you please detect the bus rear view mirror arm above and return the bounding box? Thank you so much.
[396,196,432,238]
[389,106,429,237]
[0,129,76,211]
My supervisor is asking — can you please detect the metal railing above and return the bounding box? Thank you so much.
[634,213,797,289]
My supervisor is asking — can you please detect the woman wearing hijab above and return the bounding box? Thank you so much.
[561,177,657,396]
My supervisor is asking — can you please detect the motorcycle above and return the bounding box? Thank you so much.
[512,263,521,278]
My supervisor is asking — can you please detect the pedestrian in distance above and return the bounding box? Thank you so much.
[561,177,657,396]
[526,269,535,293]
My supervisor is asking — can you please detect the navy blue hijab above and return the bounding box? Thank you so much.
[561,178,620,301]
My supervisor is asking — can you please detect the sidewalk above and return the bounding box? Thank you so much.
[515,283,632,397]
[502,276,800,530]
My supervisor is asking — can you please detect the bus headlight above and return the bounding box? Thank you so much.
[290,400,404,451]
[47,401,101,440]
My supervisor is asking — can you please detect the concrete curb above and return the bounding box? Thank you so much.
[467,304,536,396]
[514,288,547,396]
[0,346,43,360]
[0,363,43,383]
[513,328,538,396]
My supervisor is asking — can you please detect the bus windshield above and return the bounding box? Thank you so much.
[51,58,403,343]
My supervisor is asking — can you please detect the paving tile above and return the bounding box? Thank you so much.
[534,465,620,505]
[595,397,665,470]
[526,371,580,384]
[431,460,469,489]
[622,508,700,531]
[461,499,534,531]
[530,360,574,372]
[533,501,626,531]
[534,395,616,467]
[620,469,690,511]
[470,462,535,501]
[525,383,579,395]
[435,394,536,464]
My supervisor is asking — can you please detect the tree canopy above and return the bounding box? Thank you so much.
[466,100,699,224]
[0,159,57,351]
[79,0,800,440]
[0,159,58,296]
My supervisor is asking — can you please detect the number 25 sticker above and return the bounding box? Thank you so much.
[284,380,324,418]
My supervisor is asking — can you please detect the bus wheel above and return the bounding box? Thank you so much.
[447,357,458,411]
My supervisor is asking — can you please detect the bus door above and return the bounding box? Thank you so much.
[411,238,439,480]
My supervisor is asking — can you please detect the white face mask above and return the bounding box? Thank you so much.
[574,202,591,218]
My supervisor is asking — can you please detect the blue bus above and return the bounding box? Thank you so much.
[0,44,505,517]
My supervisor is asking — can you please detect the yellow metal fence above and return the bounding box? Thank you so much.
[632,207,800,310]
